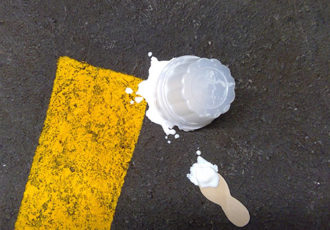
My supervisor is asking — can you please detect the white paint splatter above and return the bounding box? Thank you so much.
[167,140,171,144]
[196,150,201,155]
[148,52,152,57]
[174,134,180,139]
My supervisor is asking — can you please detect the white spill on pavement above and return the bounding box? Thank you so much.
[121,53,247,227]
[136,57,175,136]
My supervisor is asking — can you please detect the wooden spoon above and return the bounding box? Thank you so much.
[200,173,250,227]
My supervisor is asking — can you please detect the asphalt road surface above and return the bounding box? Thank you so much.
[0,0,329,229]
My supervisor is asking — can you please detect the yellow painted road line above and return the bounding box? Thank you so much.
[15,57,146,229]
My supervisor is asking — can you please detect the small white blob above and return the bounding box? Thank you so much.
[187,156,219,188]
[125,87,133,94]
[168,129,176,135]
[167,140,171,144]
[148,52,153,57]
[165,136,168,139]
[135,97,144,103]
[174,134,180,139]
[196,150,201,155]
[130,100,135,104]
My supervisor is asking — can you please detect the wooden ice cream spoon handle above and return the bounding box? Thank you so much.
[200,174,250,227]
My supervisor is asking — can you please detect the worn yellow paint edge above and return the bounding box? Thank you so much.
[15,56,146,229]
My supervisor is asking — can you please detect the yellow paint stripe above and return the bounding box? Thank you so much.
[15,57,146,229]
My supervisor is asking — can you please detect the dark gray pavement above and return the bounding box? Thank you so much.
[0,0,329,229]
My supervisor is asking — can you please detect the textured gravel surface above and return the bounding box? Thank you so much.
[0,0,329,229]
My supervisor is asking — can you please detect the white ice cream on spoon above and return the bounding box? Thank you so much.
[187,156,219,188]
[187,155,250,227]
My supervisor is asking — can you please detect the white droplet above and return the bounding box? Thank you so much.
[167,140,171,144]
[165,136,168,139]
[174,134,180,139]
[148,52,153,57]
[135,97,144,103]
[125,87,133,94]
[168,129,176,135]
[196,150,201,155]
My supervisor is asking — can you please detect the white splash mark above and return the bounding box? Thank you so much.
[196,150,201,155]
[148,52,153,57]
[174,134,180,139]
[125,87,133,94]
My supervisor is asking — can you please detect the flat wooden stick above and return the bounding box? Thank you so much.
[200,174,250,227]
